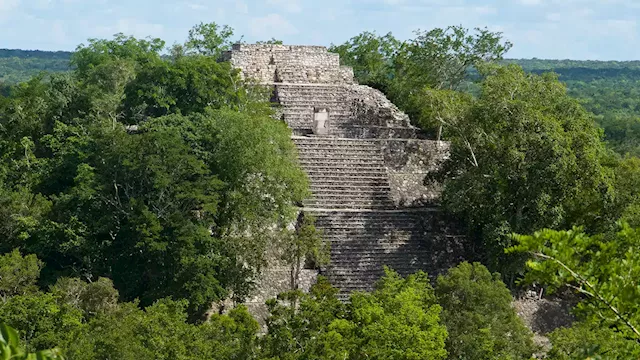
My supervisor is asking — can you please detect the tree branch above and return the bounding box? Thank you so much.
[532,252,640,340]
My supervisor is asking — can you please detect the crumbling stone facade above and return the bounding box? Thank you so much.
[225,44,464,304]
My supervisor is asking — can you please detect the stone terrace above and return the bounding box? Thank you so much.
[225,44,463,299]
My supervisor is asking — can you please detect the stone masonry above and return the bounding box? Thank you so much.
[224,44,464,302]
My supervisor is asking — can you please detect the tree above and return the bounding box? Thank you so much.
[329,31,401,92]
[410,87,473,141]
[329,26,511,124]
[509,225,640,343]
[184,22,235,58]
[278,213,328,290]
[50,277,119,317]
[0,250,42,302]
[394,26,512,93]
[435,262,536,359]
[547,322,640,359]
[71,34,165,80]
[122,55,244,122]
[0,323,64,360]
[433,65,614,272]
[261,270,448,360]
[0,292,83,352]
[64,299,259,360]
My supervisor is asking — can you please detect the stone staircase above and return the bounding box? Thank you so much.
[294,136,461,298]
[294,136,394,210]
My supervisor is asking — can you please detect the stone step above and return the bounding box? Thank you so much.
[314,219,426,225]
[310,183,390,189]
[314,212,428,219]
[305,176,389,183]
[319,226,421,233]
[327,262,429,271]
[295,140,380,146]
[279,96,349,102]
[326,242,428,251]
[310,189,393,196]
[306,173,387,180]
[308,199,394,206]
[297,150,383,158]
[321,237,424,244]
[303,201,395,209]
[277,86,349,93]
[302,164,385,171]
[297,149,382,156]
[334,126,418,139]
[301,159,385,166]
[306,195,393,202]
[281,105,351,111]
[326,242,426,250]
[293,137,381,144]
[309,198,395,206]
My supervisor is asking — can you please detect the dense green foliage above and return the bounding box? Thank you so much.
[330,27,510,132]
[0,323,64,359]
[4,21,640,359]
[435,262,536,359]
[510,226,640,344]
[0,25,308,322]
[262,272,448,360]
[431,65,615,270]
[0,249,533,359]
[0,49,71,84]
[506,59,640,156]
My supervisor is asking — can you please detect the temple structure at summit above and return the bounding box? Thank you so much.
[223,44,464,302]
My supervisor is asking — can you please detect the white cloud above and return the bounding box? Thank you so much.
[185,2,207,10]
[266,0,301,13]
[249,13,297,38]
[518,0,543,5]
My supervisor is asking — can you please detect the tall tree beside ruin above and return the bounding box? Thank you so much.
[329,31,401,93]
[184,22,236,58]
[329,26,511,129]
[433,65,613,272]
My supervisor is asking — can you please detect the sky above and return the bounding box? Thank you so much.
[0,0,639,60]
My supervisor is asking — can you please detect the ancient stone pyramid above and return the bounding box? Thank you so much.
[224,44,463,301]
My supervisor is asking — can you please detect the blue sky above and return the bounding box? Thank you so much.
[0,0,638,60]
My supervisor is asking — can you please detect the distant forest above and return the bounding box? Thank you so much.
[2,48,640,155]
[0,49,71,85]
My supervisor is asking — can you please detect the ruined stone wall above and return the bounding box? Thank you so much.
[381,139,450,207]
[223,44,354,84]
